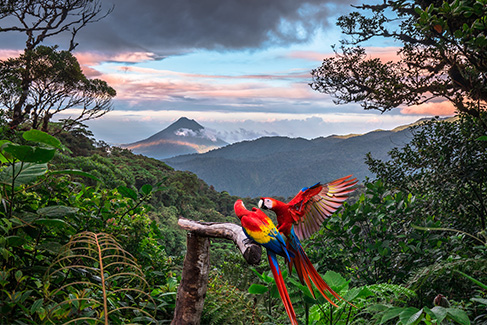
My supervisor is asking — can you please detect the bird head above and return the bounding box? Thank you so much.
[258,198,275,210]
[234,199,247,219]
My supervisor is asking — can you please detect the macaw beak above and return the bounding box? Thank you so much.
[258,199,267,209]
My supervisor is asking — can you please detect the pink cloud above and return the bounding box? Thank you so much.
[0,49,22,60]
[288,46,402,63]
[118,65,308,81]
[74,51,157,65]
[74,51,159,78]
[107,76,317,102]
[400,101,456,116]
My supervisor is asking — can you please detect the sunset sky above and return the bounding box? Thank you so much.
[0,0,455,144]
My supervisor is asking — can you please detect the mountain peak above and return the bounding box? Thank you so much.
[122,117,227,160]
[167,117,204,132]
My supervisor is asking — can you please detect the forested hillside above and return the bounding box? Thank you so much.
[165,126,414,197]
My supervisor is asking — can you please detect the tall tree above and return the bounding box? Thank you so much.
[310,0,487,131]
[366,116,487,234]
[0,0,113,130]
[0,46,116,132]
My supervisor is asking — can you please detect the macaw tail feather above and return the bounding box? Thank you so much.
[288,235,356,308]
[268,253,299,325]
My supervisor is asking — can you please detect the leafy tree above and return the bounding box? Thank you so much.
[0,0,113,130]
[0,46,116,132]
[310,0,487,131]
[308,181,449,288]
[366,116,487,237]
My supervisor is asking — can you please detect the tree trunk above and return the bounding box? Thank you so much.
[172,232,210,325]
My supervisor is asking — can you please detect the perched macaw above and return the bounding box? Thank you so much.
[258,175,357,306]
[234,199,298,325]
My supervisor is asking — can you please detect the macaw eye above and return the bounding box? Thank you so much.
[264,199,273,208]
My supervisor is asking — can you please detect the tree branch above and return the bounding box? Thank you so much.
[177,217,262,265]
[172,218,262,324]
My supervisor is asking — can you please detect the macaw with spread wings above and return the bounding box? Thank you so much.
[234,199,298,325]
[258,175,357,306]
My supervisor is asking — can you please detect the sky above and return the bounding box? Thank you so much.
[0,0,455,145]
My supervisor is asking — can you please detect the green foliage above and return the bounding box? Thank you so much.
[306,272,418,325]
[366,116,487,236]
[308,180,448,287]
[201,274,267,325]
[0,130,175,323]
[371,304,470,325]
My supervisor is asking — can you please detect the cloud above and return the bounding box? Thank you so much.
[400,101,456,116]
[287,46,402,63]
[0,49,22,60]
[174,127,219,142]
[68,0,360,54]
[76,108,433,145]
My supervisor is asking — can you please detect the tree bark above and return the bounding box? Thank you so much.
[172,232,210,325]
[172,218,262,324]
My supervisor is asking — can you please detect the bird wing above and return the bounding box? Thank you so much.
[288,175,357,240]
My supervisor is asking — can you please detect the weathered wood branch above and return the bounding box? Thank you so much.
[177,217,262,265]
[172,218,262,325]
[172,232,210,325]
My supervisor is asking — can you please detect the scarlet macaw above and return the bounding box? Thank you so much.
[258,175,357,306]
[234,199,298,325]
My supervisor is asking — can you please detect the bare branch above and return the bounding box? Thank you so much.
[178,217,262,265]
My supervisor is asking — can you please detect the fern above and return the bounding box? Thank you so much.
[366,283,416,301]
[44,231,157,324]
[406,258,487,292]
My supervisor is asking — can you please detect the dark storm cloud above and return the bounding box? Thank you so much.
[74,0,357,54]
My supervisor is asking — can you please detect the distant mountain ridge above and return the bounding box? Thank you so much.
[164,125,417,198]
[122,117,228,159]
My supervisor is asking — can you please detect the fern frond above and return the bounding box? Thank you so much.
[406,258,487,291]
[44,231,157,324]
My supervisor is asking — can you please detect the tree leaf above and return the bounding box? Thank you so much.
[35,218,75,234]
[31,298,44,314]
[455,270,487,290]
[6,235,27,247]
[430,306,448,323]
[446,307,471,325]
[37,206,79,217]
[248,284,268,294]
[323,270,348,292]
[139,184,153,196]
[0,140,12,163]
[0,162,48,188]
[270,283,280,299]
[3,143,55,163]
[471,298,487,305]
[379,307,403,324]
[23,129,63,149]
[399,307,423,325]
[117,186,137,200]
